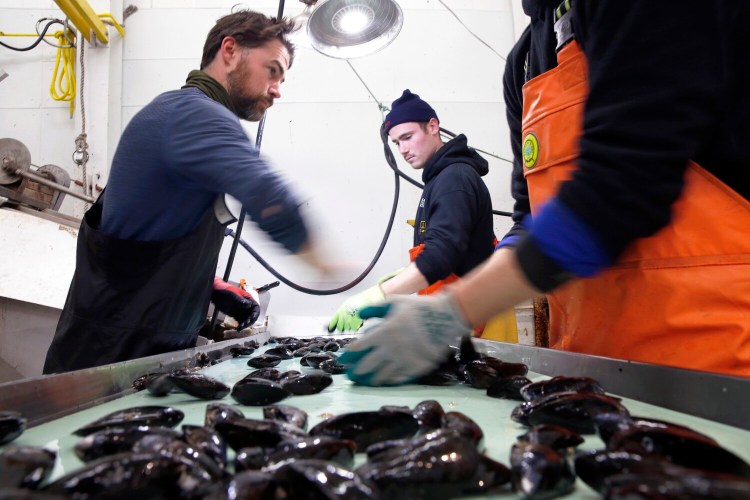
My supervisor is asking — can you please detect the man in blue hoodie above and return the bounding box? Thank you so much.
[328,90,495,332]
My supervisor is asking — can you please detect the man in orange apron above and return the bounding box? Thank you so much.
[340,0,750,385]
[327,90,495,332]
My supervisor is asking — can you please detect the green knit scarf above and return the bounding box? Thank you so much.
[182,70,238,116]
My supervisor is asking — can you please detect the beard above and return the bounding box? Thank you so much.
[226,64,271,121]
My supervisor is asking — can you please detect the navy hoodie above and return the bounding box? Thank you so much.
[413,134,495,284]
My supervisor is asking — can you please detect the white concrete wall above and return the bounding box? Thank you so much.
[0,0,522,327]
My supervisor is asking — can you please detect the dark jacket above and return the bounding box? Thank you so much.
[413,134,495,284]
[502,0,750,289]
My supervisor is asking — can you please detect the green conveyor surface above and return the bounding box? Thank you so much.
[6,344,750,498]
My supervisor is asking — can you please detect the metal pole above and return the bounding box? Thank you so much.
[13,169,95,203]
[210,0,286,334]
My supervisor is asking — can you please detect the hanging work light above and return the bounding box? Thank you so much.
[305,0,403,59]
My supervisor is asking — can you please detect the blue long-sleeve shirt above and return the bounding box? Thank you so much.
[101,88,308,252]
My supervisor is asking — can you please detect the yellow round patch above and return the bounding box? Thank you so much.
[522,133,539,169]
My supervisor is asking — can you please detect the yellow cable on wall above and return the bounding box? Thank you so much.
[50,28,77,117]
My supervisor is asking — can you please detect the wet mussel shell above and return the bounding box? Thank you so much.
[280,370,333,396]
[247,354,282,368]
[73,406,185,437]
[486,375,532,401]
[412,400,445,431]
[443,412,484,448]
[43,451,213,497]
[146,374,174,397]
[358,429,510,498]
[608,425,750,479]
[512,392,629,435]
[204,402,245,429]
[264,346,293,360]
[520,376,605,402]
[231,377,290,406]
[73,425,181,462]
[182,424,228,472]
[594,412,716,448]
[319,358,347,375]
[573,450,681,494]
[236,436,357,471]
[0,446,57,489]
[0,411,27,446]
[263,404,308,431]
[510,442,576,498]
[309,409,419,450]
[301,352,338,369]
[167,373,230,400]
[517,424,584,451]
[602,469,750,499]
[130,433,225,480]
[219,470,278,499]
[272,458,379,499]
[214,418,307,451]
[246,368,283,382]
[230,345,255,357]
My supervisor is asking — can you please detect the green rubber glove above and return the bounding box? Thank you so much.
[327,285,385,332]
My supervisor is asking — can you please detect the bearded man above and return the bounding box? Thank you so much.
[44,10,327,373]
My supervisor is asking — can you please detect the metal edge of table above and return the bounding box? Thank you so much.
[0,329,270,427]
[1,333,748,432]
[474,340,750,431]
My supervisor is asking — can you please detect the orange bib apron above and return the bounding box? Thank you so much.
[521,40,750,377]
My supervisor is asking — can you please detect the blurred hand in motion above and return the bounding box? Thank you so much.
[337,293,473,385]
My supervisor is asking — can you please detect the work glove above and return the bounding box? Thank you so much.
[338,293,472,386]
[211,277,260,328]
[327,285,385,332]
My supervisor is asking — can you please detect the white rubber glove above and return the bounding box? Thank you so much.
[337,293,472,386]
[327,285,385,332]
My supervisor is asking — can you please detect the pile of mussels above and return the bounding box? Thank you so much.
[0,336,749,499]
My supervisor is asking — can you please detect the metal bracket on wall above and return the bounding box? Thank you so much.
[52,0,125,45]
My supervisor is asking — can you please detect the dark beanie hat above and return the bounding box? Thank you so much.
[384,89,439,132]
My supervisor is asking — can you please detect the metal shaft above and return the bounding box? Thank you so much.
[14,168,95,203]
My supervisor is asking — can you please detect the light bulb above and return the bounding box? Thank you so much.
[339,10,370,34]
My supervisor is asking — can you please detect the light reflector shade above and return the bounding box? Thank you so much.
[307,0,403,59]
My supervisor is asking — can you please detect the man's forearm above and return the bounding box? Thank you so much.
[449,247,542,327]
[379,262,428,296]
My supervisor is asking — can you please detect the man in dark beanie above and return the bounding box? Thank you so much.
[328,89,495,332]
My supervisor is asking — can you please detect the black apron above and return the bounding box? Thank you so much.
[43,194,226,373]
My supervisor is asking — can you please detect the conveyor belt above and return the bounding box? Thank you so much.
[3,334,750,498]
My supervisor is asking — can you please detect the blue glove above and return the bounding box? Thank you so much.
[338,293,472,386]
